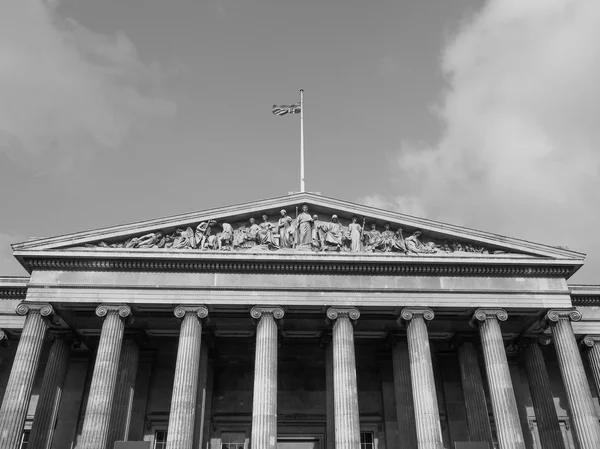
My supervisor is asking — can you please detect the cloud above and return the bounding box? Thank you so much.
[362,0,600,281]
[0,0,175,173]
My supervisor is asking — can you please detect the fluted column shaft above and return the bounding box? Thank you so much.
[79,304,131,449]
[473,308,524,449]
[547,310,600,449]
[28,333,72,449]
[251,306,284,449]
[327,307,360,449]
[583,335,600,399]
[457,339,493,446]
[326,341,335,449]
[522,339,564,449]
[166,306,208,449]
[391,339,417,449]
[0,303,53,449]
[107,338,140,447]
[401,307,443,449]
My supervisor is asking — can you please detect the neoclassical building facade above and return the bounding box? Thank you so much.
[1,193,600,449]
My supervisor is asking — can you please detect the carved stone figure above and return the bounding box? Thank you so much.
[405,231,435,255]
[296,205,313,247]
[348,216,362,252]
[277,210,294,249]
[363,224,384,252]
[320,215,344,251]
[381,224,396,252]
[392,229,407,253]
[217,223,234,250]
[124,232,164,249]
[196,220,217,249]
[311,214,323,250]
[258,215,278,248]
[247,218,260,243]
[172,227,196,249]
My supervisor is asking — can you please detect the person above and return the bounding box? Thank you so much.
[277,209,294,249]
[321,215,344,251]
[258,215,277,247]
[363,223,383,252]
[296,204,313,247]
[348,216,362,252]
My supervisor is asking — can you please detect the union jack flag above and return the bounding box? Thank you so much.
[272,102,301,116]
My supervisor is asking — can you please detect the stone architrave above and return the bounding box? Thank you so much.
[78,304,132,449]
[583,335,600,397]
[472,308,525,449]
[28,331,73,449]
[327,307,361,449]
[250,306,284,449]
[391,338,418,449]
[456,337,494,446]
[521,338,565,449]
[0,303,54,449]
[546,310,600,449]
[166,305,208,449]
[400,307,443,449]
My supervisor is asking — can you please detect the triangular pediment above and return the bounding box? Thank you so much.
[11,193,584,263]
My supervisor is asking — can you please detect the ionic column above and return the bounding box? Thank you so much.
[521,338,565,449]
[391,338,418,449]
[107,337,140,447]
[472,308,524,449]
[456,337,493,446]
[546,310,600,449]
[327,307,361,449]
[166,305,208,449]
[400,307,443,449]
[583,335,600,397]
[0,303,54,449]
[28,331,72,449]
[250,306,284,449]
[325,339,335,449]
[79,304,132,449]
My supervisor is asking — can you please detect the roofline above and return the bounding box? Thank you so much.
[11,192,585,260]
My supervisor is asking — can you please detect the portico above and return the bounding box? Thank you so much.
[1,193,600,449]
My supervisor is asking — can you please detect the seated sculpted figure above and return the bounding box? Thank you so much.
[257,215,278,248]
[217,223,234,250]
[362,224,384,252]
[172,227,196,249]
[405,231,436,255]
[320,215,344,251]
[196,220,217,249]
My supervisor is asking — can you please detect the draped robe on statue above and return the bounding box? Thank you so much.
[296,212,313,246]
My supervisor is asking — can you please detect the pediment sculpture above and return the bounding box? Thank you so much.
[79,204,509,256]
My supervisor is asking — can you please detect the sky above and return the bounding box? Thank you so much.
[1,0,599,284]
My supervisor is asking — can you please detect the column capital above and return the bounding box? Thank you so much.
[16,302,54,317]
[251,306,284,320]
[174,305,208,319]
[582,335,600,348]
[46,330,74,343]
[546,308,582,323]
[96,304,131,319]
[326,307,359,321]
[472,308,508,323]
[400,307,434,322]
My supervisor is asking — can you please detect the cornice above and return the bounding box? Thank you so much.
[20,256,576,277]
[0,276,29,300]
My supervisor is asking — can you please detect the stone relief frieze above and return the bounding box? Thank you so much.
[80,204,509,256]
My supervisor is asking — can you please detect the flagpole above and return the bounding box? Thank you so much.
[300,89,305,192]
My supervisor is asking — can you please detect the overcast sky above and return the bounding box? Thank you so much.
[1,0,599,284]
